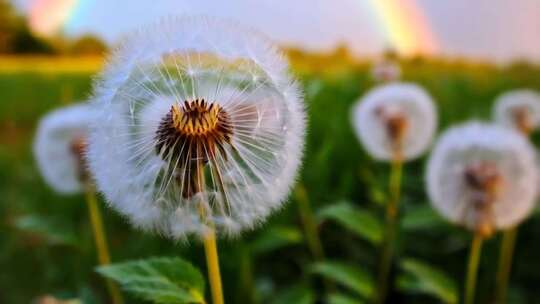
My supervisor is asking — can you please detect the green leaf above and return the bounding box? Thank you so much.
[401,205,446,231]
[14,214,78,246]
[311,261,374,299]
[271,284,314,304]
[327,293,367,304]
[397,258,458,304]
[250,225,303,254]
[97,257,206,304]
[317,201,383,244]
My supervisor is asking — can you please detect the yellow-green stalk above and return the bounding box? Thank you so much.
[196,160,224,304]
[295,184,325,261]
[495,122,531,303]
[376,155,403,303]
[84,183,124,304]
[465,233,483,304]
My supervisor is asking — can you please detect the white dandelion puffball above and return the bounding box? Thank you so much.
[371,60,401,83]
[427,122,538,236]
[34,103,95,194]
[351,82,437,161]
[493,89,540,134]
[87,17,306,239]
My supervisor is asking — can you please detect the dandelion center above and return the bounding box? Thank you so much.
[69,136,88,182]
[375,106,409,152]
[155,99,234,198]
[511,107,532,134]
[463,162,503,236]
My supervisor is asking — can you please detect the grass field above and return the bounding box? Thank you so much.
[2,55,540,303]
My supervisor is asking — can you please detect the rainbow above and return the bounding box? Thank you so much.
[367,0,439,56]
[27,0,439,56]
[29,0,83,37]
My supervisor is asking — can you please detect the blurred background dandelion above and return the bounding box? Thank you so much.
[2,0,540,303]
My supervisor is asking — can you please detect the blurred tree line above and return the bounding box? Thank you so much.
[0,0,107,55]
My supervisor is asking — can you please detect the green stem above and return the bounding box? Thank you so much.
[495,226,518,303]
[295,183,335,293]
[377,158,403,303]
[295,184,325,261]
[194,159,224,304]
[202,229,224,304]
[237,244,257,304]
[465,234,483,304]
[84,183,124,304]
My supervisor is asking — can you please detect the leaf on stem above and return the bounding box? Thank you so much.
[397,258,458,304]
[97,257,206,304]
[250,225,304,255]
[317,201,382,244]
[311,261,374,299]
[14,214,78,246]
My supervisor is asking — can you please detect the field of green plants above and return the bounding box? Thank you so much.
[2,55,540,303]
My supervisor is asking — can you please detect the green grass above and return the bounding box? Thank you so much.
[2,56,540,303]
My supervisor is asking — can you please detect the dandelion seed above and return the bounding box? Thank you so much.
[493,89,540,135]
[426,122,538,237]
[352,82,437,302]
[33,103,95,194]
[33,103,123,304]
[493,91,540,302]
[351,82,437,161]
[86,16,306,240]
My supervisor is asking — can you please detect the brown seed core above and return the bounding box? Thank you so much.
[155,99,233,198]
[375,106,409,157]
[69,136,88,183]
[464,162,503,237]
[511,107,532,135]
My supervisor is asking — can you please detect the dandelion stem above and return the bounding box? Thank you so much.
[295,184,335,293]
[237,244,257,304]
[377,157,403,303]
[465,233,483,304]
[493,128,525,304]
[295,183,325,261]
[84,183,124,304]
[203,228,224,304]
[495,226,518,303]
[195,159,224,304]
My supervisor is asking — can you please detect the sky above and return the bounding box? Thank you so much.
[12,0,540,63]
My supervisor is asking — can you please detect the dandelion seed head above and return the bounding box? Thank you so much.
[33,103,95,194]
[426,122,538,236]
[351,82,437,161]
[371,59,401,83]
[87,16,305,239]
[493,89,540,134]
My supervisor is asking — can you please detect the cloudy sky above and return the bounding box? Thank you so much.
[13,0,540,63]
